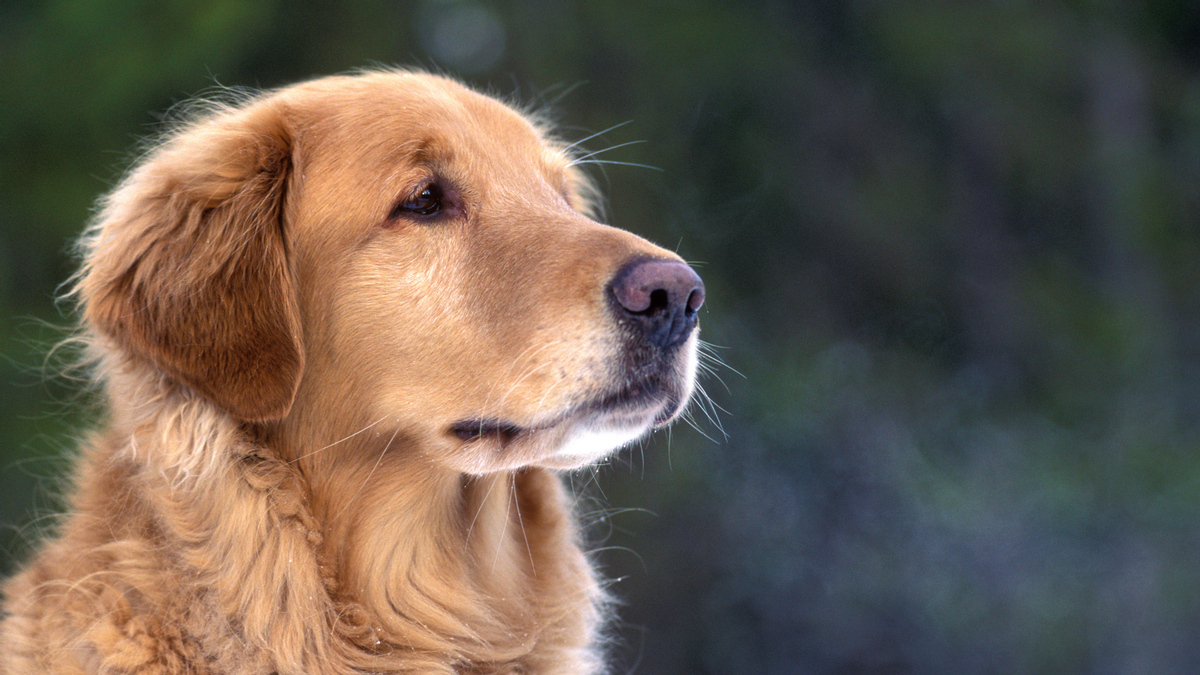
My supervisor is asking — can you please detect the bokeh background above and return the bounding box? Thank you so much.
[4,1,1200,673]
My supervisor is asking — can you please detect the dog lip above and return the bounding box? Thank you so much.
[451,378,677,444]
[450,419,526,443]
[584,378,678,421]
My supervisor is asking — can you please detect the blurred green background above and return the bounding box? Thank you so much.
[4,0,1200,672]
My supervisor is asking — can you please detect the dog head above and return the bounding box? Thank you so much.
[79,70,703,474]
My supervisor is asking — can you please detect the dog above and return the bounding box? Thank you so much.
[0,70,704,674]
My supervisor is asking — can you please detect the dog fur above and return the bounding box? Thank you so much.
[0,70,703,675]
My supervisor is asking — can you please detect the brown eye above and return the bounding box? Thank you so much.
[394,183,444,218]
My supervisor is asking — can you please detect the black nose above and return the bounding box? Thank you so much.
[610,258,705,349]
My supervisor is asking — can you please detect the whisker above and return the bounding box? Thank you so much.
[578,505,658,521]
[491,342,563,409]
[665,425,673,471]
[638,434,648,479]
[699,340,745,380]
[569,159,664,172]
[682,384,726,443]
[288,416,389,463]
[328,425,399,523]
[531,375,569,416]
[589,545,649,576]
[492,475,516,574]
[561,120,635,154]
[588,465,609,502]
[681,409,721,445]
[465,475,499,545]
[569,139,647,162]
[690,382,728,439]
[511,477,535,575]
[474,339,564,424]
[542,80,586,109]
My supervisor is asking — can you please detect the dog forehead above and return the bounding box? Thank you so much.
[280,73,576,246]
[287,76,574,220]
[287,73,556,164]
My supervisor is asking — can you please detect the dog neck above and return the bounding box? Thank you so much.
[87,357,604,672]
[262,396,607,671]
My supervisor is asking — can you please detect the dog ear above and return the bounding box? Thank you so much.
[79,100,304,422]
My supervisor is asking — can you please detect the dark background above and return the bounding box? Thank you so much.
[4,1,1200,673]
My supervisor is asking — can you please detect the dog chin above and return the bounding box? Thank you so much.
[540,418,657,469]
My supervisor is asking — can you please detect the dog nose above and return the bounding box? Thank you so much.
[610,259,705,349]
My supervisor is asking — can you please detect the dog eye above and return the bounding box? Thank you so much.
[394,183,444,218]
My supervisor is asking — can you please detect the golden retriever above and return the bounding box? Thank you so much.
[0,70,704,674]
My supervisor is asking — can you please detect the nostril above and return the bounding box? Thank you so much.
[685,286,705,316]
[645,288,670,315]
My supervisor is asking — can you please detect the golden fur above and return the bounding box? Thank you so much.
[0,71,703,674]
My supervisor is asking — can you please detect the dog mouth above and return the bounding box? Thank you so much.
[450,420,526,443]
[449,377,679,445]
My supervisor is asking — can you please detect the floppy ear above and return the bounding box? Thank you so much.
[79,99,304,422]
